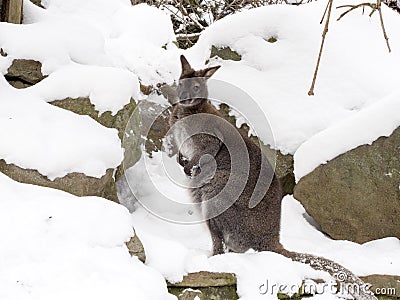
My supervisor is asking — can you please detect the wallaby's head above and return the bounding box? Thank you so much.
[177,55,220,107]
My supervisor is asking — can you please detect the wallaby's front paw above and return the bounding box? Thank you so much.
[183,163,192,176]
[178,153,188,166]
[184,162,199,177]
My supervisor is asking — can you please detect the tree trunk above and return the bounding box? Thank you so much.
[1,0,23,24]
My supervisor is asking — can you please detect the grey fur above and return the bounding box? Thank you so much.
[169,55,376,300]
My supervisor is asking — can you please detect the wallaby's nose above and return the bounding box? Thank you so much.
[179,91,190,100]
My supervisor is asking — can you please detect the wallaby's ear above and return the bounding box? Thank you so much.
[180,55,192,75]
[202,65,221,79]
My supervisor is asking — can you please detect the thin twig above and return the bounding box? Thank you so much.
[178,0,205,30]
[308,0,333,96]
[320,1,330,24]
[377,0,391,52]
[336,3,376,21]
[336,1,391,52]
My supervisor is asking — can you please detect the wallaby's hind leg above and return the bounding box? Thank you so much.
[207,219,224,255]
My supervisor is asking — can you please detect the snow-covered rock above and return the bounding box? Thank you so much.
[0,75,123,175]
[293,90,400,243]
[294,126,400,243]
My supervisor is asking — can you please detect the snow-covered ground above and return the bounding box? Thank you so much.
[0,173,174,300]
[1,0,399,299]
[124,151,400,300]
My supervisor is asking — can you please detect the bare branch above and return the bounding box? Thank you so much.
[176,32,202,38]
[336,3,376,21]
[377,0,391,52]
[320,0,331,24]
[336,0,391,52]
[308,0,334,96]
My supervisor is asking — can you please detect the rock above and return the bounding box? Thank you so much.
[210,46,241,61]
[29,0,44,8]
[1,62,130,203]
[177,36,199,49]
[0,159,119,202]
[294,127,400,244]
[360,274,400,298]
[168,271,238,300]
[140,83,154,95]
[0,93,139,203]
[5,59,46,87]
[49,96,142,204]
[168,271,237,287]
[6,80,31,89]
[178,288,204,300]
[50,97,136,140]
[50,97,141,181]
[260,143,295,196]
[139,100,171,156]
[125,230,146,263]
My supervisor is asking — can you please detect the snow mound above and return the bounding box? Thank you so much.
[187,0,400,154]
[0,173,174,300]
[1,0,180,85]
[0,14,110,73]
[30,63,140,115]
[0,76,123,180]
[294,90,400,180]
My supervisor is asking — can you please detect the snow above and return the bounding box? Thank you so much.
[0,11,110,73]
[2,0,399,158]
[0,76,123,180]
[187,0,400,155]
[30,63,140,115]
[0,0,175,179]
[121,151,205,222]
[3,0,180,85]
[0,0,399,299]
[0,172,174,300]
[124,152,400,300]
[294,90,400,180]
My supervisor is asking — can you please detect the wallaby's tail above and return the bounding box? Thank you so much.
[278,249,377,300]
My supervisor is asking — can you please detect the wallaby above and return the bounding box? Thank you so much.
[169,55,376,300]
